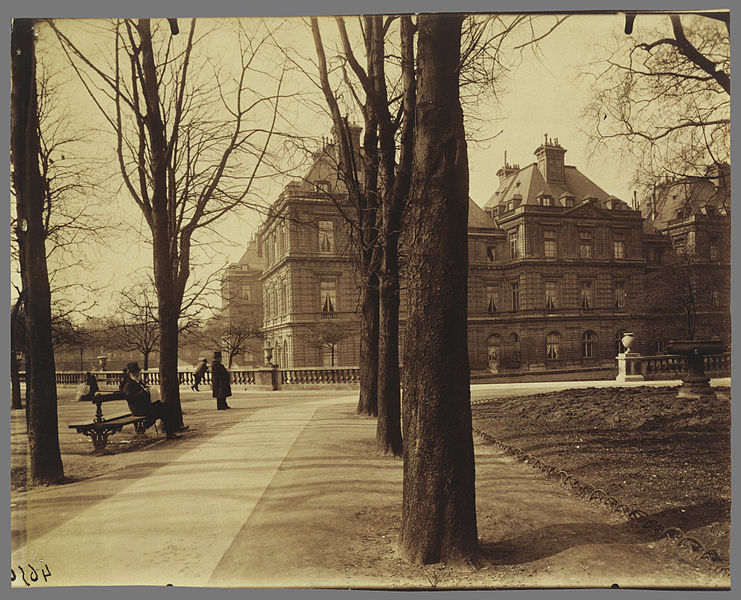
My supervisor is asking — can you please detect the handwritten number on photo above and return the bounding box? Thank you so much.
[10,563,49,585]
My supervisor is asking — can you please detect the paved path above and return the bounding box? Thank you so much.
[11,393,354,587]
[10,382,730,589]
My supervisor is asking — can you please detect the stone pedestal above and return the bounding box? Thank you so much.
[256,366,280,391]
[665,339,724,401]
[616,352,644,382]
[676,353,716,399]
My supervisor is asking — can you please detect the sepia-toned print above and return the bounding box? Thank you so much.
[10,10,730,589]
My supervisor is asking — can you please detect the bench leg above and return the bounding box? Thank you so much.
[89,430,110,454]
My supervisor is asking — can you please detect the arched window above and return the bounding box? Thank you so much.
[582,330,596,359]
[546,331,561,360]
[508,332,521,362]
[487,334,502,372]
[283,340,289,368]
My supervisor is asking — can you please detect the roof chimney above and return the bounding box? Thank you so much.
[534,134,566,184]
[496,151,520,182]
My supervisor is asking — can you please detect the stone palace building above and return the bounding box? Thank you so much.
[220,131,730,379]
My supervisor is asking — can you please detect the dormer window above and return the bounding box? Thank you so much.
[538,195,554,207]
[507,200,513,212]
[562,196,575,208]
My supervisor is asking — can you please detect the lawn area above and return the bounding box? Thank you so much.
[471,385,731,566]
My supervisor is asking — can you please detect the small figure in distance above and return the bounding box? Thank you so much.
[191,358,209,392]
[78,371,100,401]
[122,361,181,439]
[211,351,232,410]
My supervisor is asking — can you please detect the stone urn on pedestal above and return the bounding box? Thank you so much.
[616,332,643,382]
[665,339,724,400]
[263,346,274,368]
[257,345,280,391]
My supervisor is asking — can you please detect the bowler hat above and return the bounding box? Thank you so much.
[213,351,222,360]
[127,361,142,374]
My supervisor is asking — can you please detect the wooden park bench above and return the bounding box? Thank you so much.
[69,392,157,453]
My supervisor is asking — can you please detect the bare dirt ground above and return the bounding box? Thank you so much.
[471,385,731,570]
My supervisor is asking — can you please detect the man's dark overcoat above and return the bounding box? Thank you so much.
[211,361,232,399]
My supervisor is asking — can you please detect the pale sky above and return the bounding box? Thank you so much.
[22,13,654,320]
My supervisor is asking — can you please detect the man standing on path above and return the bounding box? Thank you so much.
[211,351,232,410]
[192,358,209,391]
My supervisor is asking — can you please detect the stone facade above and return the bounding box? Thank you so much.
[218,237,265,367]
[245,133,731,376]
[258,142,361,368]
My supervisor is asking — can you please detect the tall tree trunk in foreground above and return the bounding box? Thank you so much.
[138,19,185,425]
[399,13,478,564]
[11,296,25,410]
[374,15,415,456]
[312,17,381,418]
[11,18,65,484]
[357,272,380,415]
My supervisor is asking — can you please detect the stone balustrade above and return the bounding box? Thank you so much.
[22,366,360,389]
[21,354,729,389]
[280,367,359,385]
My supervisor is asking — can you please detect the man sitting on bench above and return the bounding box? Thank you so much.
[122,361,181,440]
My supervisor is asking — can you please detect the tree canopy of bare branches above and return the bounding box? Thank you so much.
[585,12,729,193]
[48,18,284,425]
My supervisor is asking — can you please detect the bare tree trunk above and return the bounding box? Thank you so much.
[376,235,402,455]
[11,296,24,410]
[399,13,478,564]
[10,351,23,410]
[374,15,414,455]
[157,289,184,425]
[11,18,64,484]
[357,272,379,416]
[138,18,184,426]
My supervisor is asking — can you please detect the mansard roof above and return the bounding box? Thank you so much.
[468,198,499,229]
[485,162,612,210]
[235,238,262,270]
[647,173,730,230]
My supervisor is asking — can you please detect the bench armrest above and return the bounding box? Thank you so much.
[92,392,127,405]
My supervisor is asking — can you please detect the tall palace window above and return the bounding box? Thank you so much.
[486,286,498,314]
[579,231,593,258]
[320,280,336,316]
[580,280,593,309]
[318,220,334,253]
[582,331,596,358]
[613,232,625,258]
[544,230,556,258]
[509,229,519,259]
[545,281,557,310]
[614,280,625,309]
[511,281,520,311]
[546,332,561,360]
